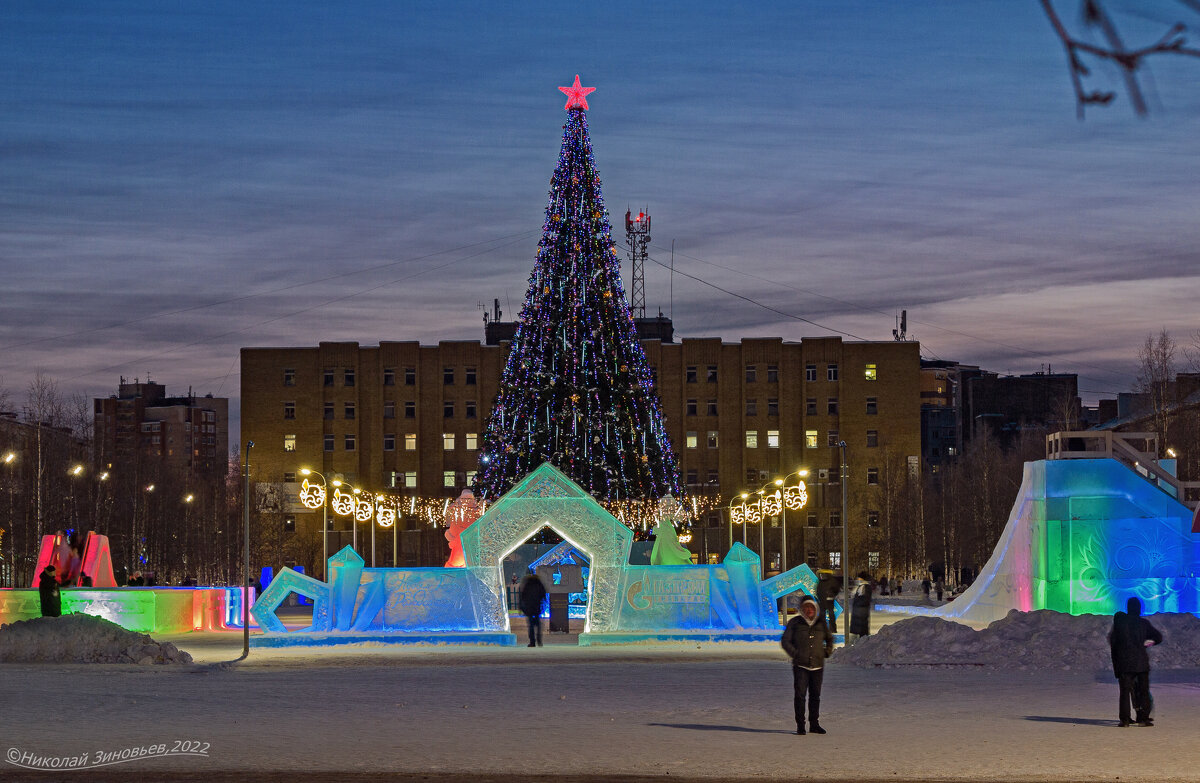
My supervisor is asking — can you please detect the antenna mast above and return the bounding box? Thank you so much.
[893,310,908,341]
[625,208,650,320]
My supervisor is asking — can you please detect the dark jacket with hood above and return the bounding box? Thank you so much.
[849,579,873,636]
[1109,597,1162,675]
[781,597,834,670]
[518,573,547,617]
[38,566,62,617]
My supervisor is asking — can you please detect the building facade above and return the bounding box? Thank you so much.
[240,335,922,574]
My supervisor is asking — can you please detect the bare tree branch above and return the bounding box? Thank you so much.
[1040,0,1200,117]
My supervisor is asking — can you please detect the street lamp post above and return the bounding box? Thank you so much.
[4,452,15,588]
[299,468,328,579]
[837,440,849,609]
[242,441,254,660]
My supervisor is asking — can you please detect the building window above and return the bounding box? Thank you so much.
[404,401,415,419]
[384,401,395,419]
[745,430,758,448]
[465,400,477,419]
[767,430,779,449]
[344,434,356,451]
[865,363,877,382]
[283,401,295,420]
[805,364,817,382]
[686,469,698,485]
[324,434,335,452]
[707,470,719,486]
[443,471,456,488]
[283,369,296,386]
[686,431,698,449]
[466,470,477,485]
[344,402,355,420]
[867,551,880,570]
[465,433,478,450]
[745,467,758,484]
[806,398,817,416]
[829,511,842,527]
[867,467,879,485]
[323,369,335,387]
[707,399,718,417]
[284,516,295,533]
[443,401,454,419]
[827,364,839,381]
[828,398,839,416]
[827,430,839,448]
[829,550,841,567]
[465,367,476,385]
[745,364,757,383]
[443,367,454,385]
[384,434,396,451]
[867,430,879,447]
[384,368,396,386]
[283,472,296,483]
[404,367,416,385]
[443,433,456,451]
[707,365,718,383]
[404,471,417,489]
[707,431,719,449]
[746,399,757,417]
[767,398,778,416]
[344,369,355,387]
[323,402,334,420]
[686,399,698,416]
[866,397,878,415]
[867,512,880,529]
[284,434,296,452]
[807,512,817,527]
[405,433,417,451]
[805,430,818,448]
[686,366,698,383]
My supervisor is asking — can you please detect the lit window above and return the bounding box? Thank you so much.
[805,364,817,382]
[466,470,477,484]
[465,433,478,450]
[284,434,296,452]
[283,401,295,420]
[829,550,841,567]
[868,551,880,569]
[324,434,334,452]
[283,369,295,386]
[443,471,456,488]
[384,434,396,451]
[443,433,456,451]
[767,430,779,449]
[805,430,818,449]
[867,467,879,485]
[827,364,838,382]
[405,433,417,451]
[404,471,417,489]
[865,363,877,382]
[707,431,719,449]
[745,430,758,448]
[686,431,698,449]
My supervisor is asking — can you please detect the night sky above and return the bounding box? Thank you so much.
[2,1,1198,434]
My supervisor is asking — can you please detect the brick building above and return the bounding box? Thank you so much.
[240,333,922,573]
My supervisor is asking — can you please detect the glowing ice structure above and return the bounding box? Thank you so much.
[883,458,1200,625]
[252,463,825,646]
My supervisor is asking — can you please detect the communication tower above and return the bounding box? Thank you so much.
[624,209,650,320]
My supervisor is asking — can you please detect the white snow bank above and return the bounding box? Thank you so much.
[0,614,193,664]
[836,609,1200,670]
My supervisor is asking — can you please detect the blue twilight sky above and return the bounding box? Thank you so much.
[1,1,1199,433]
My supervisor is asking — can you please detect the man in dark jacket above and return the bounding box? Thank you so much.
[781,595,833,735]
[815,571,841,635]
[38,565,62,617]
[1108,596,1163,727]
[518,571,547,647]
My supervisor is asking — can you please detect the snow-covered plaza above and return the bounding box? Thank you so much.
[3,625,1199,783]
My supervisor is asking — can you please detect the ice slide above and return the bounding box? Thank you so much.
[890,458,1200,625]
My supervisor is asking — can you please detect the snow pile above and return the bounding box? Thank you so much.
[836,610,1200,670]
[0,614,193,665]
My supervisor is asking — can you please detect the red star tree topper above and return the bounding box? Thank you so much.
[558,74,596,111]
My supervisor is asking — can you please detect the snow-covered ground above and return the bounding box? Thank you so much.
[1,624,1198,782]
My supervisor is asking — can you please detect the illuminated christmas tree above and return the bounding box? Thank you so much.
[474,76,682,503]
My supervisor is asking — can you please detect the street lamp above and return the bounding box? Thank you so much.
[4,452,15,588]
[241,440,254,660]
[330,479,367,555]
[299,468,329,578]
[837,440,849,609]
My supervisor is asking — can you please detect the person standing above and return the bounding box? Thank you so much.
[815,570,841,635]
[921,577,931,602]
[781,596,833,735]
[1109,596,1163,727]
[38,565,62,618]
[847,572,873,647]
[518,570,547,647]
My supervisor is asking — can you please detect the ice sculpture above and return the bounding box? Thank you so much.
[443,489,484,567]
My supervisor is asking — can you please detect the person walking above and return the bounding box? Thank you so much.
[847,572,873,647]
[921,577,931,602]
[1108,596,1162,727]
[781,596,833,735]
[518,570,547,647]
[815,570,841,635]
[38,564,62,618]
